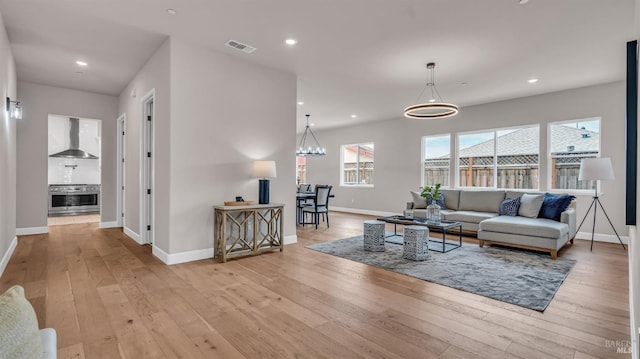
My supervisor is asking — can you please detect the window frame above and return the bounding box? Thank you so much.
[546,117,601,195]
[421,133,451,188]
[455,124,540,190]
[340,142,375,187]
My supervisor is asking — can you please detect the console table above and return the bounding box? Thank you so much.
[213,203,284,262]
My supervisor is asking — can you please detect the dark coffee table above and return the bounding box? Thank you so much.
[376,215,463,253]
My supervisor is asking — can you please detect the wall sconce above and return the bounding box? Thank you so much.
[6,97,22,120]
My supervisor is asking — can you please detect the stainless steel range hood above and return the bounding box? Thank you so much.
[49,118,98,159]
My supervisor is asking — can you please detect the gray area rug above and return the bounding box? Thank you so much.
[306,235,576,311]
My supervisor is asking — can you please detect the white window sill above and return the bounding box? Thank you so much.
[340,184,374,188]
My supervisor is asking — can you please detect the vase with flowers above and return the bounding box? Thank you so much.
[421,183,442,223]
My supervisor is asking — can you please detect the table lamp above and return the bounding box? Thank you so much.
[253,160,277,204]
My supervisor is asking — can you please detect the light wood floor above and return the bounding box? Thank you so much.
[0,211,631,358]
[48,213,100,226]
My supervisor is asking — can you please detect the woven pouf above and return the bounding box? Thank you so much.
[363,220,385,252]
[403,226,429,261]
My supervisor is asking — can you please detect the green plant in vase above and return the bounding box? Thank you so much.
[421,183,442,223]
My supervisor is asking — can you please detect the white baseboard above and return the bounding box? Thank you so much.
[99,221,119,229]
[152,245,214,265]
[123,226,142,244]
[331,206,401,218]
[284,235,297,245]
[575,231,629,244]
[0,237,18,278]
[151,246,169,264]
[16,227,48,236]
[152,236,295,265]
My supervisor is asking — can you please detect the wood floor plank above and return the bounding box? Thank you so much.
[0,211,631,359]
[96,284,166,358]
[57,343,85,359]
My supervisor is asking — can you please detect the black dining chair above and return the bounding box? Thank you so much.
[301,185,332,229]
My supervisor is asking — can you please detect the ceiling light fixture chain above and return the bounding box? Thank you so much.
[404,62,459,119]
[296,114,326,157]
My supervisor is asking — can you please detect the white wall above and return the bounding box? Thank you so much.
[16,82,118,230]
[118,38,170,249]
[117,38,297,262]
[168,39,297,256]
[304,81,628,238]
[0,10,18,276]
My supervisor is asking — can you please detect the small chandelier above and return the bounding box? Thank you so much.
[404,62,458,119]
[296,114,326,157]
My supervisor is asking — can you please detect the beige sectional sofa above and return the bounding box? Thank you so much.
[405,189,576,259]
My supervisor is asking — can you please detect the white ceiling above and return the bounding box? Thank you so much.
[0,0,635,132]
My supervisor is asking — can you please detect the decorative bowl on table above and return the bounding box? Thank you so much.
[223,201,255,206]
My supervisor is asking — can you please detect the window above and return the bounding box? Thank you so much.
[296,156,306,185]
[341,143,374,186]
[457,125,539,189]
[422,134,450,187]
[549,118,600,190]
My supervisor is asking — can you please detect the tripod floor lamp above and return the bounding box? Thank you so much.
[576,157,626,251]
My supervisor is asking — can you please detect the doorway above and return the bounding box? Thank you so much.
[116,114,125,228]
[140,90,154,245]
[47,115,102,226]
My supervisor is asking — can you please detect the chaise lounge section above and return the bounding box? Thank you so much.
[405,189,576,258]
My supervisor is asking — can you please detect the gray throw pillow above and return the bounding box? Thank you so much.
[410,191,427,209]
[0,286,42,359]
[518,193,544,218]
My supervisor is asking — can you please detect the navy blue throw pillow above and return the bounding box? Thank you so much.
[499,197,521,216]
[538,193,575,221]
[435,193,447,210]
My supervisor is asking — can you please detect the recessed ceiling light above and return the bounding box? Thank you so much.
[528,78,539,84]
[167,9,177,15]
[75,60,88,67]
[461,82,469,86]
[519,0,529,4]
[285,38,297,45]
[297,101,304,105]
[351,114,357,118]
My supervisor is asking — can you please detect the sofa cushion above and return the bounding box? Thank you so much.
[498,197,521,216]
[479,216,569,239]
[505,190,542,199]
[518,193,544,218]
[0,286,42,359]
[538,193,575,221]
[410,191,427,209]
[444,211,498,224]
[458,191,505,213]
[441,189,460,210]
[409,209,455,220]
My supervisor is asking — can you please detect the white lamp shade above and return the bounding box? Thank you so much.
[578,157,615,181]
[253,160,277,178]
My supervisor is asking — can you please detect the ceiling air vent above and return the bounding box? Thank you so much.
[225,40,256,53]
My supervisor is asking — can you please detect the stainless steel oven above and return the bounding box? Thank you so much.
[48,184,100,216]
